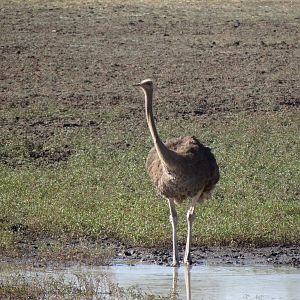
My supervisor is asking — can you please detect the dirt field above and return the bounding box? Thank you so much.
[1,0,299,266]
[1,0,299,164]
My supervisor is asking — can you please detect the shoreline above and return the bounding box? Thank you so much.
[1,240,299,268]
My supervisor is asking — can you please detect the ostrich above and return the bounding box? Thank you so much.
[134,79,219,266]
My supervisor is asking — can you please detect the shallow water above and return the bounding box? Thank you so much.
[112,264,300,300]
[1,263,300,300]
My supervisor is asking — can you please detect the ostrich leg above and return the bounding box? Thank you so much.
[184,205,196,265]
[168,199,179,267]
[184,193,203,265]
[183,190,209,265]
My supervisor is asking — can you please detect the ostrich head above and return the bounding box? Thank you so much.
[133,79,154,92]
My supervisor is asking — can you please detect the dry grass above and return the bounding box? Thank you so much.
[0,268,167,299]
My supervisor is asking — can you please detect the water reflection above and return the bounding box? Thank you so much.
[172,267,178,299]
[1,262,300,299]
[171,266,191,300]
[113,264,300,299]
[184,266,191,300]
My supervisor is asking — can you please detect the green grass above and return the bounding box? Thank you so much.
[0,110,299,253]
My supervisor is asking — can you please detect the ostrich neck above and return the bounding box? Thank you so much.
[144,88,178,171]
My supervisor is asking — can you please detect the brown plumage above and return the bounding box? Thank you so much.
[134,79,219,266]
[146,136,219,204]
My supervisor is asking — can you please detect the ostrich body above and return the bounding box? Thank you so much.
[135,79,219,266]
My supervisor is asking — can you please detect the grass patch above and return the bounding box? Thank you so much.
[0,269,167,299]
[0,111,299,252]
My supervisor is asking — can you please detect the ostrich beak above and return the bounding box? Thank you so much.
[132,83,141,87]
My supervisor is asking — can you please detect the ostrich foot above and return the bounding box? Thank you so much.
[171,259,180,267]
[184,252,192,265]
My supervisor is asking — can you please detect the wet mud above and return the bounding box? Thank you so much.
[2,237,300,268]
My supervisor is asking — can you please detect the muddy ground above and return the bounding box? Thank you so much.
[0,0,299,266]
[1,237,300,267]
[118,244,300,267]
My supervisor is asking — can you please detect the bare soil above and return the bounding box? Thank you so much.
[1,0,299,166]
[1,0,299,266]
